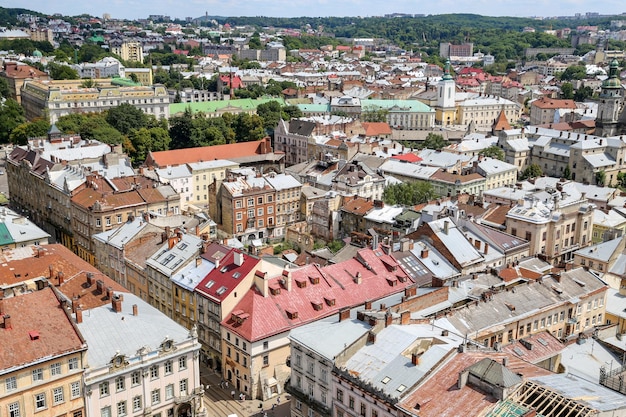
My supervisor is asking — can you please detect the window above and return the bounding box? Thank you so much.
[50,362,61,376]
[117,401,127,417]
[236,212,243,220]
[96,219,102,227]
[32,368,43,382]
[100,381,110,397]
[236,200,242,209]
[68,358,79,370]
[152,389,161,405]
[360,403,366,416]
[337,388,344,402]
[263,355,269,366]
[117,214,122,224]
[180,379,188,395]
[263,341,269,350]
[179,356,187,370]
[53,387,64,404]
[308,409,315,417]
[133,396,142,412]
[5,376,17,391]
[258,208,264,216]
[166,384,174,399]
[164,361,173,375]
[150,365,159,379]
[116,376,125,391]
[101,406,112,417]
[349,396,355,410]
[321,368,328,383]
[308,361,315,375]
[71,381,81,399]
[247,198,254,207]
[131,372,140,386]
[295,400,302,410]
[9,402,21,417]
[321,390,327,404]
[35,392,46,410]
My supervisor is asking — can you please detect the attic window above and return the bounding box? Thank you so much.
[309,276,320,285]
[233,272,241,279]
[397,275,407,283]
[324,297,336,306]
[216,286,228,295]
[205,280,215,289]
[311,301,323,311]
[386,278,398,287]
[270,286,281,295]
[296,278,307,288]
[29,330,40,341]
[286,309,298,319]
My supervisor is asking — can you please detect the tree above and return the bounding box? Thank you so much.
[0,99,26,143]
[617,172,626,189]
[419,133,448,150]
[595,170,606,187]
[560,82,574,99]
[520,163,543,180]
[129,73,139,83]
[574,86,594,102]
[48,63,79,80]
[256,101,283,133]
[105,103,148,135]
[563,165,571,180]
[168,108,195,149]
[9,118,50,145]
[382,181,437,206]
[0,77,9,99]
[479,145,505,161]
[126,127,171,165]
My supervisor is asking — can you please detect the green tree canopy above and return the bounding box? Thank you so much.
[9,118,50,146]
[105,103,148,135]
[419,133,449,150]
[0,99,26,143]
[520,163,543,180]
[382,181,437,206]
[479,145,505,161]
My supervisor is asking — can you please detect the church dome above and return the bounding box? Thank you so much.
[32,49,43,58]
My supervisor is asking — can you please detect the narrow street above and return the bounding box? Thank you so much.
[200,365,291,417]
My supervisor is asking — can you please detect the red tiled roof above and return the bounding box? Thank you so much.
[196,249,260,302]
[502,331,565,363]
[2,62,48,79]
[341,196,375,215]
[222,247,414,341]
[362,122,392,137]
[391,153,422,163]
[0,287,85,370]
[532,97,577,109]
[219,74,243,89]
[0,244,125,309]
[145,138,272,167]
[499,266,543,282]
[397,350,552,417]
[492,109,512,132]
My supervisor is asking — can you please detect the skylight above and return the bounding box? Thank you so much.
[396,385,406,392]
[205,280,215,289]
[381,376,391,384]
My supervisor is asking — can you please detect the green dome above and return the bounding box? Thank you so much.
[602,58,621,89]
[32,49,42,57]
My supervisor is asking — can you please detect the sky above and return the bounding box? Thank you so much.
[3,0,626,20]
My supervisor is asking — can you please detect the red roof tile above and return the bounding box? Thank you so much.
[0,287,85,370]
[362,122,392,137]
[145,138,272,168]
[222,247,414,341]
[196,249,260,302]
[397,350,552,417]
[391,153,422,163]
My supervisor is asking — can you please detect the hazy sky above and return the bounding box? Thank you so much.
[4,0,626,20]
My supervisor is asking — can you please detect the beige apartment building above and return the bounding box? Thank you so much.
[21,78,169,123]
[506,186,594,266]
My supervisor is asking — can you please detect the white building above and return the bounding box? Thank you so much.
[77,292,206,417]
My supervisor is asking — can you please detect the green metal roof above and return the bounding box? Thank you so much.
[0,223,14,246]
[170,97,286,115]
[110,77,142,87]
[362,99,434,113]
[297,103,331,112]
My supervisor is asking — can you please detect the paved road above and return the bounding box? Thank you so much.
[200,366,291,417]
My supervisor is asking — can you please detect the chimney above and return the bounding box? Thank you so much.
[474,239,481,249]
[196,257,202,267]
[57,271,65,285]
[86,272,94,286]
[484,243,489,255]
[49,264,54,278]
[132,304,138,316]
[355,271,362,284]
[3,314,12,329]
[421,248,429,258]
[76,307,83,324]
[401,310,410,325]
[168,236,177,250]
[365,300,372,310]
[411,352,420,365]
[385,310,392,327]
[234,251,244,266]
[112,294,123,313]
[339,309,350,322]
[502,357,509,367]
[96,280,105,294]
[443,220,449,234]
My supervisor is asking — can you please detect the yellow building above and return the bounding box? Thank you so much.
[110,40,144,62]
[0,288,87,417]
[125,67,153,85]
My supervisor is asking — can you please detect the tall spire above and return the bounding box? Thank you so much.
[442,59,453,81]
